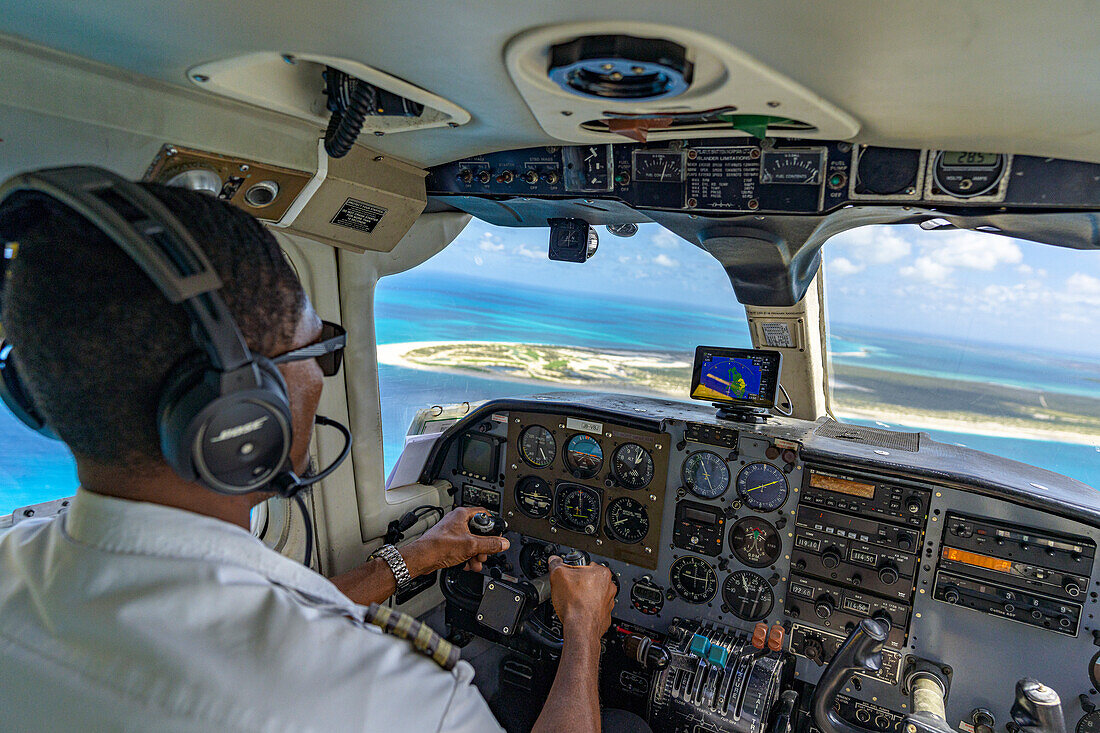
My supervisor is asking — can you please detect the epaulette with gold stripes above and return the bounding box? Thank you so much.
[364,603,459,671]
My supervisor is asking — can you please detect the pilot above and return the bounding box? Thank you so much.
[0,180,623,731]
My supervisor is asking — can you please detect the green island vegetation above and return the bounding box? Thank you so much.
[385,342,1100,443]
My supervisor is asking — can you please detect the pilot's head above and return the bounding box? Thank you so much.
[0,185,324,495]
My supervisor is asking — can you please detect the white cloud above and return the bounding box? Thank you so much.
[1066,272,1100,306]
[653,253,679,268]
[651,229,682,249]
[921,231,1023,271]
[478,240,505,252]
[831,226,912,264]
[473,255,484,266]
[829,257,865,277]
[899,257,953,284]
[1017,264,1033,275]
[514,244,543,260]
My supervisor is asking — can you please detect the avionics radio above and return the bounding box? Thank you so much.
[933,513,1095,636]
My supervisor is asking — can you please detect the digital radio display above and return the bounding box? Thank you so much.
[809,471,876,499]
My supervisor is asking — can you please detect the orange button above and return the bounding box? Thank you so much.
[767,624,785,652]
[752,622,768,649]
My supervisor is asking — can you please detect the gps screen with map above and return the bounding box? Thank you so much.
[690,347,782,409]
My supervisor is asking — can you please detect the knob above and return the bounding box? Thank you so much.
[855,709,872,724]
[468,511,505,537]
[794,558,807,571]
[765,445,781,460]
[850,573,863,587]
[561,549,588,566]
[789,605,801,619]
[943,586,961,604]
[814,595,836,619]
[542,171,559,184]
[522,170,539,184]
[821,549,842,569]
[877,564,900,585]
[905,496,922,514]
[802,636,826,666]
[457,169,473,184]
[871,610,893,629]
[897,535,913,551]
[1064,579,1082,597]
[476,170,491,184]
[781,449,798,464]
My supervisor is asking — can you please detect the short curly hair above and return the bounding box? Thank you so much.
[1,183,305,466]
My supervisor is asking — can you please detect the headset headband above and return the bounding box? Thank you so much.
[0,167,256,380]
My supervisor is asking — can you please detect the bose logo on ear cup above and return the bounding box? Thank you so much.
[209,417,269,444]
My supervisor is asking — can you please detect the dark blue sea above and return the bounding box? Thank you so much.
[2,270,1097,516]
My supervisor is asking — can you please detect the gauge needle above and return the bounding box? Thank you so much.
[749,480,782,492]
[660,162,668,181]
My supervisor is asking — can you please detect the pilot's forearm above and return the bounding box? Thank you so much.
[331,545,432,606]
[532,629,602,733]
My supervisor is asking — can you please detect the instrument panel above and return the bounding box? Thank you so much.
[435,395,1100,733]
[425,139,1100,216]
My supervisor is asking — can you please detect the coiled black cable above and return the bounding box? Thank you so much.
[323,67,377,159]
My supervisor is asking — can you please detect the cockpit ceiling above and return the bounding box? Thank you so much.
[2,1,1100,168]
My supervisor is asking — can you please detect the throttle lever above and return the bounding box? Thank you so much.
[1012,679,1067,733]
[810,618,890,733]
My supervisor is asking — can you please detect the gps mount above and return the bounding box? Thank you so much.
[713,403,771,424]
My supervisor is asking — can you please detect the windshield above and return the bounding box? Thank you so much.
[823,224,1100,489]
[376,221,748,478]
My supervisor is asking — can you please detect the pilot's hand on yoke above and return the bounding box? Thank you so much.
[403,506,510,575]
[547,555,617,640]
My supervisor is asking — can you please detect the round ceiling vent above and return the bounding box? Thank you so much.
[547,35,692,101]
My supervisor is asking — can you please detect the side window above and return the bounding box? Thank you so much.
[375,221,750,479]
[0,409,78,517]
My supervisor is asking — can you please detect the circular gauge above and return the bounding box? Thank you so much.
[514,476,553,519]
[722,570,775,621]
[605,497,650,544]
[519,541,557,579]
[630,576,665,615]
[612,443,654,489]
[519,425,556,468]
[932,151,1006,198]
[760,150,824,185]
[736,463,789,512]
[730,517,782,568]
[669,556,718,604]
[554,484,601,534]
[564,434,603,479]
[1078,712,1100,733]
[682,451,731,499]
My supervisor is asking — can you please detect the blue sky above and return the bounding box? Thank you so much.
[416,219,1100,357]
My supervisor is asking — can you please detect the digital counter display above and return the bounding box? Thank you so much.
[690,347,782,408]
[942,546,1013,574]
[809,472,876,499]
[940,151,1000,167]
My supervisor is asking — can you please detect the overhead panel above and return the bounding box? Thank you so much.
[504,22,860,145]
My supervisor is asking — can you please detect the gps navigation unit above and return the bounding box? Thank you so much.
[690,347,783,409]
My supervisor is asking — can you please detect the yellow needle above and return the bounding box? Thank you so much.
[749,479,782,492]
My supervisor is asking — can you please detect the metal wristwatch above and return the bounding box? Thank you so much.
[371,544,413,589]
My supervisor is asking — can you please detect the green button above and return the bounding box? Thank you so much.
[707,644,729,667]
[688,633,710,657]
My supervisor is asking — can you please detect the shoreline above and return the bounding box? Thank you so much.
[376,340,1100,447]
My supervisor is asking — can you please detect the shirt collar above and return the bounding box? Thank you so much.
[63,488,350,606]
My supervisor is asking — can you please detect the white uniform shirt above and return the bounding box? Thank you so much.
[0,488,504,732]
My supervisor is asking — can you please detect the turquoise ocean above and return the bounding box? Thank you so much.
[2,270,1097,515]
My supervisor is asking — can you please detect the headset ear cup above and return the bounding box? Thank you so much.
[158,355,293,495]
[0,341,58,439]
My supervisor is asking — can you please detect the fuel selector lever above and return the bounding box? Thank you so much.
[811,618,890,733]
[468,510,507,536]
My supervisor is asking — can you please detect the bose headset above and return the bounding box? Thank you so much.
[0,166,343,497]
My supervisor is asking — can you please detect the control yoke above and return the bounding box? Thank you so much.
[811,618,890,733]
